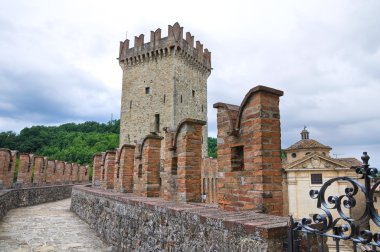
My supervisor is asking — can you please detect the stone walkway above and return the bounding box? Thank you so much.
[0,198,113,252]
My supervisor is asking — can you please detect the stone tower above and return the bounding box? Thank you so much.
[118,22,212,157]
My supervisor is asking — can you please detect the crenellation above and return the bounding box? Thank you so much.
[0,149,90,189]
[185,32,194,47]
[119,22,211,71]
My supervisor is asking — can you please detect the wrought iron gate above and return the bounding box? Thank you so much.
[287,152,380,252]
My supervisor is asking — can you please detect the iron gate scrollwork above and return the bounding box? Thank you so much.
[288,152,380,252]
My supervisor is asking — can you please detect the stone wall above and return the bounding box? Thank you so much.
[0,184,74,221]
[71,185,288,252]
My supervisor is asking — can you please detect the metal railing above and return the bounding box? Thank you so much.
[288,152,380,252]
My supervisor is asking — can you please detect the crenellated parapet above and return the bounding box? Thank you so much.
[118,22,211,73]
[0,148,90,189]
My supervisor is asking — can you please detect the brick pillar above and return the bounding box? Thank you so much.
[102,151,116,190]
[162,128,176,201]
[201,157,218,204]
[78,165,84,182]
[214,85,284,216]
[84,165,90,183]
[0,148,13,189]
[174,119,205,203]
[92,153,103,187]
[133,135,162,197]
[45,160,55,184]
[71,163,79,183]
[32,156,45,185]
[54,161,64,184]
[63,163,72,184]
[114,144,135,193]
[17,153,33,187]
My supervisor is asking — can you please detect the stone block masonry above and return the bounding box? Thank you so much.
[119,22,211,158]
[0,184,74,221]
[71,185,289,252]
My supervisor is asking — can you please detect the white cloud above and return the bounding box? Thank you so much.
[0,0,379,166]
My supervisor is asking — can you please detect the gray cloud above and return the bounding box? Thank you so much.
[0,0,379,166]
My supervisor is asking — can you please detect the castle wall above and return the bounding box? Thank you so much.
[0,149,89,189]
[114,144,135,193]
[71,163,79,183]
[101,151,116,190]
[92,153,103,187]
[32,156,45,185]
[214,86,284,215]
[72,185,288,252]
[45,160,56,184]
[17,153,33,186]
[201,157,218,204]
[0,149,14,189]
[133,136,162,197]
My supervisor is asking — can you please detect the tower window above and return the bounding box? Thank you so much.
[163,95,166,103]
[130,101,132,109]
[201,104,204,112]
[154,114,160,132]
[138,164,142,178]
[180,95,183,103]
[231,146,244,171]
[192,90,195,97]
[311,174,322,184]
[171,156,178,175]
[145,87,151,94]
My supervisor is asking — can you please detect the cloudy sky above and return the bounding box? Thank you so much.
[0,0,379,166]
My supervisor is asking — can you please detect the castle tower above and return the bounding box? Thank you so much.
[118,22,212,157]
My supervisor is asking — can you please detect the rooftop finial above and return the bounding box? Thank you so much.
[301,126,309,140]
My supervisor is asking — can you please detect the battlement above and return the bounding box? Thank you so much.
[118,22,211,72]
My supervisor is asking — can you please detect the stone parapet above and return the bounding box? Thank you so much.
[71,185,288,252]
[0,184,76,221]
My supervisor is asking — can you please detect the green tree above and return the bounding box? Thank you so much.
[208,137,217,158]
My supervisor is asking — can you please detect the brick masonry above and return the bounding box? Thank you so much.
[114,144,135,193]
[214,86,284,215]
[0,149,90,189]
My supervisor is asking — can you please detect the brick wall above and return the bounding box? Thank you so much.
[17,153,33,186]
[92,153,103,187]
[133,135,162,197]
[32,156,45,185]
[101,151,116,190]
[114,144,135,193]
[0,148,90,189]
[201,157,218,204]
[0,149,13,189]
[214,85,284,215]
[161,119,206,203]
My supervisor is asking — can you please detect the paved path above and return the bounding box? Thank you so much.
[0,198,113,252]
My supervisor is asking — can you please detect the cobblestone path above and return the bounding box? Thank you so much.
[0,198,113,252]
